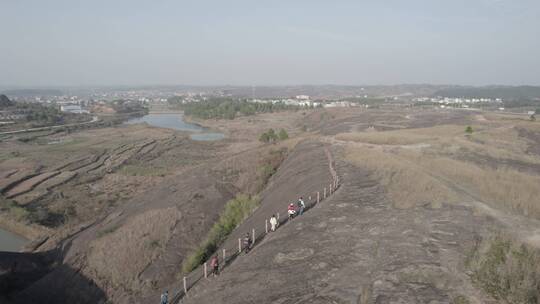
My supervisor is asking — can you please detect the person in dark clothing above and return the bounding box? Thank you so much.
[160,290,168,304]
[243,232,252,253]
[210,255,219,276]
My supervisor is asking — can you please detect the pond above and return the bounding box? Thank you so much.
[0,227,27,252]
[126,114,225,141]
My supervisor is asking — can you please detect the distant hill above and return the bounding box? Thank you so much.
[0,94,15,108]
[434,86,540,100]
[1,89,63,97]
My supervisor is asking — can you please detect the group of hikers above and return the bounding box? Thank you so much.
[287,196,306,219]
[159,197,307,304]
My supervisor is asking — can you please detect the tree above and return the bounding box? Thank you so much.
[267,129,278,142]
[259,132,270,143]
[465,126,473,134]
[0,94,14,108]
[259,129,280,143]
[278,129,289,140]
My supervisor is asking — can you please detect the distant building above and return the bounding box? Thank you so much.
[61,105,88,114]
[323,101,358,108]
[295,95,310,100]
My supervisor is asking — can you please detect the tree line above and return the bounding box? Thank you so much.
[169,97,304,120]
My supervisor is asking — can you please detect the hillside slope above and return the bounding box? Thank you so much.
[137,140,334,303]
[181,148,496,304]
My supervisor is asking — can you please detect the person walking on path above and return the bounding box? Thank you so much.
[269,214,278,231]
[160,290,168,304]
[288,203,297,219]
[243,232,252,253]
[210,255,219,277]
[297,197,306,215]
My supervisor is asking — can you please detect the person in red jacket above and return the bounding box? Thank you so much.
[287,203,297,219]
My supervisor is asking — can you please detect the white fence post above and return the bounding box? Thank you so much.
[277,212,280,221]
[324,187,327,198]
[238,238,242,253]
[265,219,268,234]
[222,248,226,263]
[252,228,255,244]
[204,262,208,279]
[317,191,320,203]
[183,276,187,295]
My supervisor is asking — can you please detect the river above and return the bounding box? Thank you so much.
[126,113,225,141]
[0,227,27,252]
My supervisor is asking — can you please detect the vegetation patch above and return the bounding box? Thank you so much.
[0,198,30,222]
[452,295,470,304]
[172,97,305,120]
[182,194,260,273]
[467,235,540,304]
[256,147,288,192]
[259,128,288,143]
[0,197,66,227]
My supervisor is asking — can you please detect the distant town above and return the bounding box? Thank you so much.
[1,85,539,130]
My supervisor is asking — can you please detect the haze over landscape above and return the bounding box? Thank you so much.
[1,0,540,86]
[2,2,540,304]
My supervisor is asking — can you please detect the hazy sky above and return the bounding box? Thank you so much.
[1,0,539,86]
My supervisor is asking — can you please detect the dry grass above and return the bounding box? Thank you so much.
[345,146,460,209]
[87,207,180,290]
[416,156,540,218]
[337,132,433,146]
[467,235,540,304]
[337,125,469,146]
[342,121,540,218]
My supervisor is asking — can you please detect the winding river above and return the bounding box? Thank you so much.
[126,113,225,141]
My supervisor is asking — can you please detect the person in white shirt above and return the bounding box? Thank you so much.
[269,214,278,231]
[297,197,306,215]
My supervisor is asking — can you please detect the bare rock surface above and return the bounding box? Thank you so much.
[182,152,494,304]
